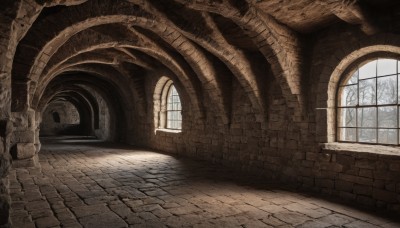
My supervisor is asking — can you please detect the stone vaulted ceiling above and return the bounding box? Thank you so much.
[7,0,398,125]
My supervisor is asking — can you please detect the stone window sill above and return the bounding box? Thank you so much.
[155,128,182,134]
[320,142,400,158]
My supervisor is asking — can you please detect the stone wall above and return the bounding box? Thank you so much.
[40,101,80,136]
[138,23,400,213]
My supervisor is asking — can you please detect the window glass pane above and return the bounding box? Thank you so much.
[357,107,376,128]
[398,74,400,104]
[358,129,377,143]
[346,70,358,85]
[165,85,182,129]
[359,61,377,79]
[167,101,173,110]
[338,108,356,127]
[339,85,357,107]
[172,87,178,95]
[174,102,179,110]
[378,129,397,144]
[339,128,356,142]
[377,75,397,105]
[377,59,397,76]
[378,106,397,128]
[359,78,376,105]
[168,94,173,107]
[171,94,176,103]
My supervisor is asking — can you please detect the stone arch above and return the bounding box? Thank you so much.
[43,91,94,136]
[35,39,200,116]
[37,84,100,131]
[174,0,303,114]
[11,3,209,120]
[316,34,400,143]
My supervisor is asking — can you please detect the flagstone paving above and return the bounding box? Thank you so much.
[9,137,400,228]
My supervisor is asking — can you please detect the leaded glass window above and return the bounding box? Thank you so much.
[337,58,400,145]
[166,85,182,130]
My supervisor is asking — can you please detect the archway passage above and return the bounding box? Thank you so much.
[40,100,83,136]
[36,72,124,142]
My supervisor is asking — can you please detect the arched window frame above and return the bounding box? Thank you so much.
[337,58,400,145]
[154,77,183,132]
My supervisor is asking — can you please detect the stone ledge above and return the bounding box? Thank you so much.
[155,128,182,134]
[320,142,400,159]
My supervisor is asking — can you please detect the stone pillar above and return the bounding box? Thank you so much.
[0,120,12,228]
[10,109,40,168]
[10,78,41,168]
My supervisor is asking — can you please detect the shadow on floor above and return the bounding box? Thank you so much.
[34,135,400,225]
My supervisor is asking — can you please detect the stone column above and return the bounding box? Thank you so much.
[10,109,40,168]
[0,120,12,228]
[10,79,40,168]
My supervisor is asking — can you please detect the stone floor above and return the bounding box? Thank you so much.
[8,137,400,228]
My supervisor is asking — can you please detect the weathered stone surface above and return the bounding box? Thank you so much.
[7,140,399,227]
[0,195,10,226]
[12,154,40,168]
[0,153,11,178]
[11,143,35,160]
[1,0,400,226]
[78,213,127,228]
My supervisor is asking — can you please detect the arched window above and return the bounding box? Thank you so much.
[166,85,182,130]
[337,58,399,145]
[154,77,183,131]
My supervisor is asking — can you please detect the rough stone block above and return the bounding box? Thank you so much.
[355,159,375,169]
[359,169,373,178]
[356,196,375,207]
[353,184,372,196]
[12,154,40,168]
[11,130,35,144]
[389,163,400,172]
[0,194,10,226]
[336,154,355,167]
[0,153,11,178]
[335,180,353,191]
[11,143,36,160]
[316,178,334,188]
[373,189,397,203]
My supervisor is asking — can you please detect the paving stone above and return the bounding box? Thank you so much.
[78,212,127,228]
[9,141,400,228]
[297,220,332,228]
[273,211,311,226]
[344,220,380,228]
[70,204,110,218]
[125,213,145,225]
[35,216,60,228]
[138,211,159,221]
[166,204,202,215]
[109,203,134,219]
[26,200,50,211]
[260,215,287,227]
[318,213,356,226]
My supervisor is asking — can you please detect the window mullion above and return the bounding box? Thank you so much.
[376,63,378,144]
[356,67,359,143]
